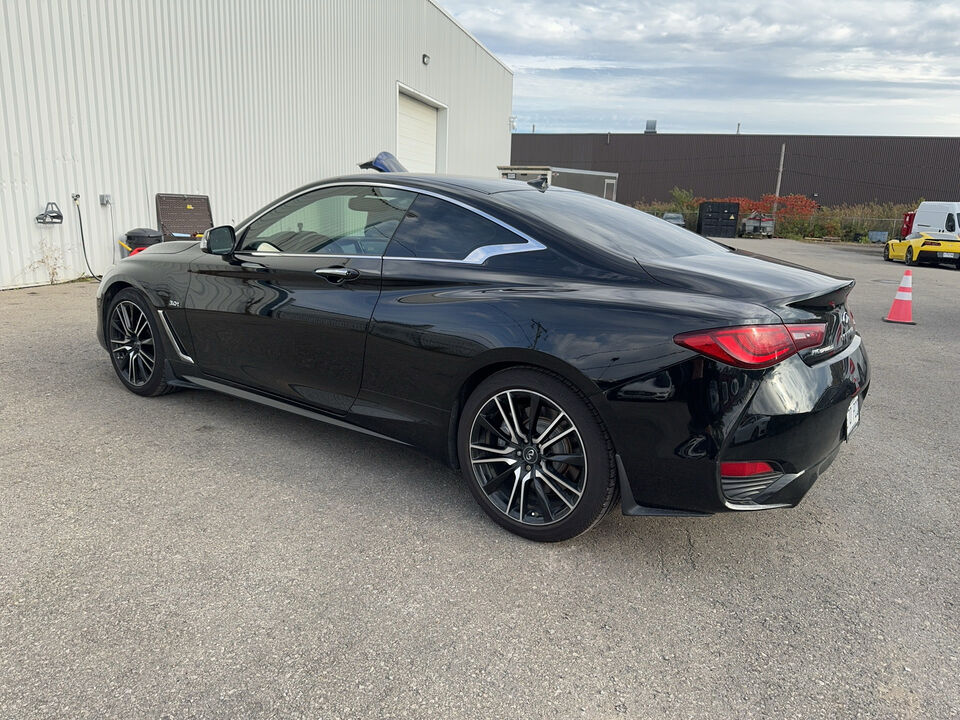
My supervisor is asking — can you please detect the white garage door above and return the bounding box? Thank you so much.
[397,93,438,173]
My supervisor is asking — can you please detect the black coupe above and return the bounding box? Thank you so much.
[97,175,869,541]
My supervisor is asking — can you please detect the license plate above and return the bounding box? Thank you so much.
[940,252,957,259]
[846,396,860,439]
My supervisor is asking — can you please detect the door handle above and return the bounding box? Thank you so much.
[315,266,360,282]
[240,261,268,271]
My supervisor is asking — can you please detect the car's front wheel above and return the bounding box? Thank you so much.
[883,244,891,261]
[106,288,175,397]
[458,368,618,542]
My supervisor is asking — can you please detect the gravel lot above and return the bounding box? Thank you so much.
[1,237,957,719]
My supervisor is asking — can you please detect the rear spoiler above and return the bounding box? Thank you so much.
[787,280,855,310]
[359,151,407,173]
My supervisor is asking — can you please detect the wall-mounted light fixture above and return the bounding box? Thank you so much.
[422,53,430,65]
[35,202,63,225]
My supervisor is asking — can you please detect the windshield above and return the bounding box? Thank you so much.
[496,189,730,260]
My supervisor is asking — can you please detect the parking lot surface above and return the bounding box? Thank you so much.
[1,238,958,719]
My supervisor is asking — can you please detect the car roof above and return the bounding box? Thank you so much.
[325,173,541,196]
[236,173,573,234]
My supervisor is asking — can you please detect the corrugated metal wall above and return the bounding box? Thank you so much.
[0,0,512,289]
[512,133,960,208]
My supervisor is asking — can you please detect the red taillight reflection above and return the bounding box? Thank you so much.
[720,461,777,477]
[674,323,825,369]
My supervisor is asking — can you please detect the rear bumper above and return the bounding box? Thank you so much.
[601,335,869,515]
[917,249,960,263]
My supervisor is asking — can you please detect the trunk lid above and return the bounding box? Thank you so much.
[642,249,857,364]
[640,249,854,307]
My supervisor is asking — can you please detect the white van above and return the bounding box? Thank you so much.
[912,201,960,234]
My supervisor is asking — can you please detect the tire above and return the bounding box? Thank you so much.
[457,367,617,542]
[905,247,915,266]
[105,288,175,397]
[882,244,891,261]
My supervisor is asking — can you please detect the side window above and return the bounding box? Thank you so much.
[946,214,956,233]
[241,186,415,255]
[386,195,523,261]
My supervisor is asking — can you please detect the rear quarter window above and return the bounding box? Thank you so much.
[386,195,523,260]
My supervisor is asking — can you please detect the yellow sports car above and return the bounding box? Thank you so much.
[884,231,960,269]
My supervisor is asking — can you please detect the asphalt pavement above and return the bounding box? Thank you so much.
[1,238,957,719]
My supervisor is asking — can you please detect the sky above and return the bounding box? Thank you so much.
[440,0,960,136]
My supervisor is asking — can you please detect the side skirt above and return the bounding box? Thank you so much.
[181,375,409,446]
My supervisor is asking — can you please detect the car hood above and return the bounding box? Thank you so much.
[640,249,854,308]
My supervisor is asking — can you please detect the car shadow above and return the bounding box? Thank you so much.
[107,379,837,581]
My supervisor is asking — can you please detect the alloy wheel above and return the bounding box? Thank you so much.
[468,389,587,526]
[109,300,156,387]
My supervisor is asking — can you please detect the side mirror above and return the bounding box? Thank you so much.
[200,225,236,256]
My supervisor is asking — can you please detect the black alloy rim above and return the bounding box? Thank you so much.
[109,300,156,387]
[469,389,587,526]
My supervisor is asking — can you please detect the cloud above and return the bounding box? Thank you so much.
[442,0,960,134]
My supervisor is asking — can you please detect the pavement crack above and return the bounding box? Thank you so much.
[685,528,697,570]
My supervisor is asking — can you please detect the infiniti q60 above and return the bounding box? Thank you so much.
[97,175,869,541]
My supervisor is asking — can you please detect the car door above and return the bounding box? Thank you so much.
[184,184,415,414]
[357,192,541,443]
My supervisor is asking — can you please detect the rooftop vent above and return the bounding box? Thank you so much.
[644,119,658,134]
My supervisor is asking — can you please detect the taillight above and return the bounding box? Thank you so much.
[787,324,827,351]
[720,461,777,477]
[674,323,826,369]
[720,462,777,477]
[921,240,940,247]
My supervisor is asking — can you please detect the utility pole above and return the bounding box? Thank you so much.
[771,143,786,233]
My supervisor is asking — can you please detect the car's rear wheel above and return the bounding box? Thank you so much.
[106,288,174,397]
[458,368,617,542]
[905,247,915,266]
[882,244,891,261]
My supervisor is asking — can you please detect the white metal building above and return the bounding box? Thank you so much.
[0,0,513,289]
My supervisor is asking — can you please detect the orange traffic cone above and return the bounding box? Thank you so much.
[883,269,916,325]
